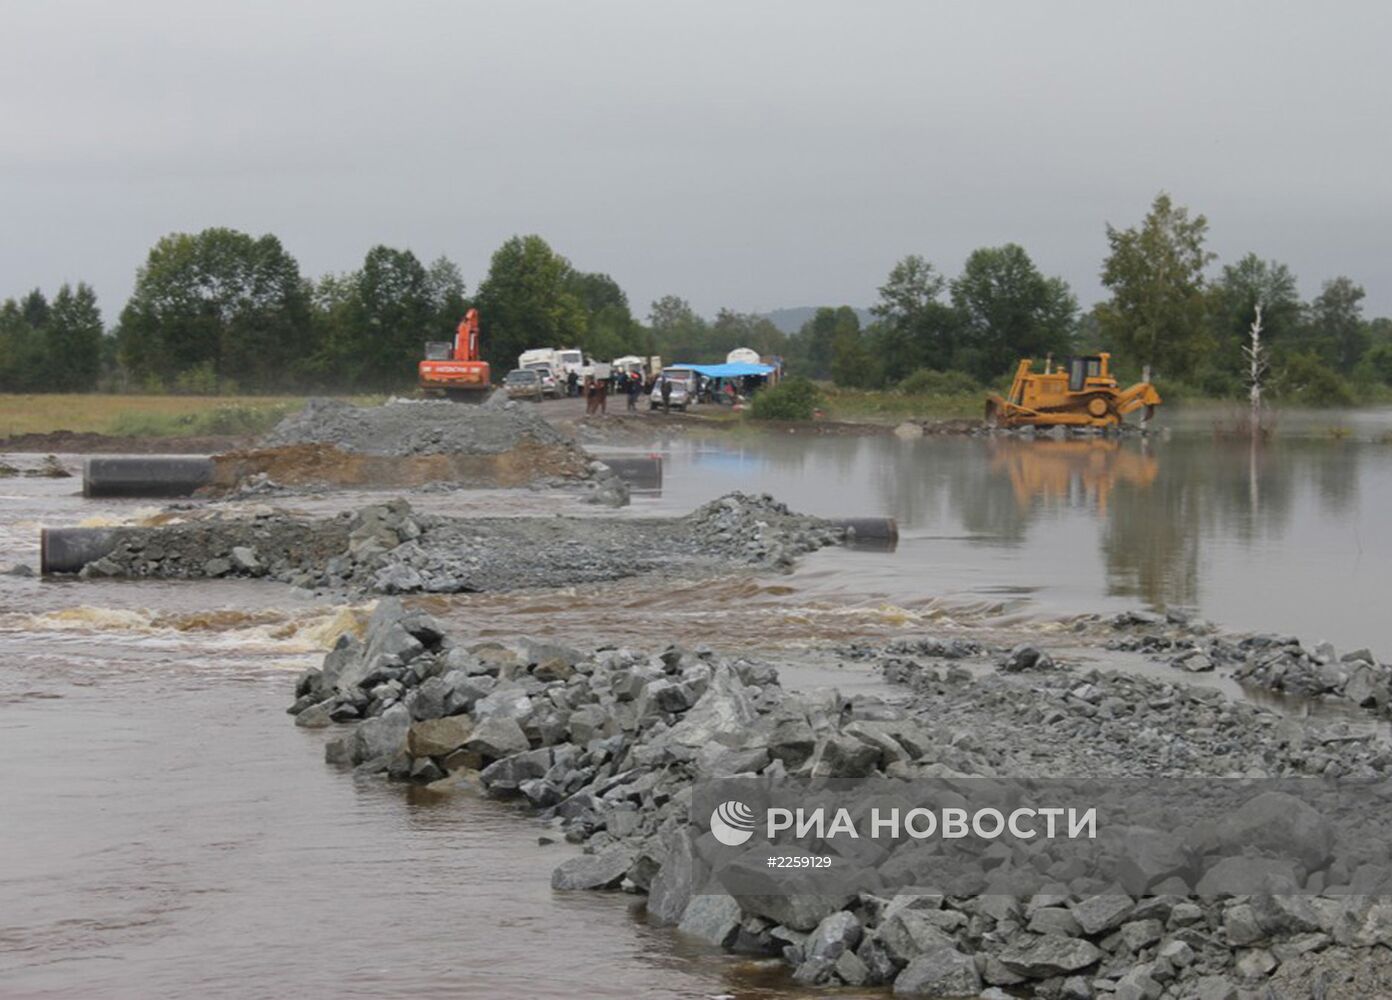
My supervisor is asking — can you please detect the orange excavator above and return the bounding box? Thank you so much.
[985,353,1161,429]
[419,308,491,401]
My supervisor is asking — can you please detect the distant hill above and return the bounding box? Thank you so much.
[759,306,874,335]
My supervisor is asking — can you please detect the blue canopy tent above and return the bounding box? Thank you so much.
[667,362,777,378]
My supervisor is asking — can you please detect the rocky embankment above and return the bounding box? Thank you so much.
[80,493,845,594]
[289,605,1392,1000]
[212,397,609,494]
[1094,609,1392,720]
[259,396,567,455]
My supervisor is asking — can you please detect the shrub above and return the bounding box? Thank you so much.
[172,362,221,395]
[897,368,980,396]
[1273,353,1355,407]
[1360,343,1392,386]
[750,377,822,421]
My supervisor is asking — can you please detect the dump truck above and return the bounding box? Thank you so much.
[985,353,1161,429]
[420,308,491,401]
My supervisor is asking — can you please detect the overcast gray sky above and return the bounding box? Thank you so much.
[3,0,1390,321]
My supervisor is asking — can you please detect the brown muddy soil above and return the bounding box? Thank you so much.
[0,430,251,454]
[208,440,589,490]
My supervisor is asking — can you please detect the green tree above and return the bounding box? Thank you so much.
[474,235,586,373]
[425,256,468,334]
[0,294,48,391]
[1301,277,1367,373]
[20,289,51,330]
[830,326,883,388]
[796,306,860,378]
[1095,192,1214,379]
[648,295,710,363]
[871,255,958,382]
[710,309,787,359]
[1275,352,1354,406]
[349,246,435,389]
[568,271,644,361]
[1368,317,1392,349]
[46,283,104,391]
[306,270,358,385]
[116,228,311,390]
[949,243,1076,381]
[309,251,464,389]
[1360,342,1392,385]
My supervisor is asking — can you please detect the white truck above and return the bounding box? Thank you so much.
[519,348,586,377]
[613,355,663,377]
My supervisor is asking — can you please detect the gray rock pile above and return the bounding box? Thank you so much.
[80,492,845,594]
[1100,610,1392,717]
[259,397,570,456]
[289,608,1392,999]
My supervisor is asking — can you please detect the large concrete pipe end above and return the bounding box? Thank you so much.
[832,517,899,550]
[41,527,120,575]
[83,456,215,499]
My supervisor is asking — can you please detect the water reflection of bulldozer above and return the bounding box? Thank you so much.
[993,438,1158,513]
[985,353,1162,429]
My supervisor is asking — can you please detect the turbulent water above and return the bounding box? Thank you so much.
[2,408,1391,997]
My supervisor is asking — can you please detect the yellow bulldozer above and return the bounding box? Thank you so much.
[985,353,1161,429]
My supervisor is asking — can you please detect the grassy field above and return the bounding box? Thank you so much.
[0,394,341,438]
[816,385,986,422]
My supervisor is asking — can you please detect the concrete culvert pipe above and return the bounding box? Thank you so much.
[831,517,899,549]
[592,456,663,490]
[41,527,119,575]
[83,456,215,498]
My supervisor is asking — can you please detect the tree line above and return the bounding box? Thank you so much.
[2,196,1389,403]
[807,193,1391,405]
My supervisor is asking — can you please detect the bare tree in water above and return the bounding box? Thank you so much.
[1243,304,1267,511]
[1243,303,1267,433]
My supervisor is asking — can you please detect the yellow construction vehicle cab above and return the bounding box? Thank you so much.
[985,353,1161,429]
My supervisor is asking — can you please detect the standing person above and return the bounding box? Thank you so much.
[597,376,609,415]
[567,370,578,398]
[660,375,672,414]
[627,371,641,412]
[584,376,597,415]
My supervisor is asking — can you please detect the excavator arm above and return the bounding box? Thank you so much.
[454,308,481,363]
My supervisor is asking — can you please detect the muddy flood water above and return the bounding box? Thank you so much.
[3,407,1391,998]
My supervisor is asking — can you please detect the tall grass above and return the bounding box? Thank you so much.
[0,394,320,437]
[817,384,984,422]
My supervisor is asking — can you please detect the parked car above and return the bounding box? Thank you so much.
[648,370,695,411]
[503,368,544,401]
[522,362,562,398]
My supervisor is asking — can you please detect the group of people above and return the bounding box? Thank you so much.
[571,367,771,416]
[581,368,651,415]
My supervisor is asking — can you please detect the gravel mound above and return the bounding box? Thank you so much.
[260,397,571,457]
[78,492,846,594]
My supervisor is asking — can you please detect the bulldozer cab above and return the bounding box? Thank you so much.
[1068,355,1107,391]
